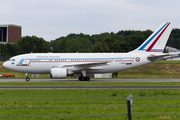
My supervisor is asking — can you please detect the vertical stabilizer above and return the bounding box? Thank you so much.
[130,22,173,54]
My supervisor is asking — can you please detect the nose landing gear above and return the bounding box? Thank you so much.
[26,77,30,81]
[25,73,30,81]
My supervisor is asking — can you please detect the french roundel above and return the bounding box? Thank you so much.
[135,57,140,62]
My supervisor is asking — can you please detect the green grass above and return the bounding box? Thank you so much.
[153,60,180,64]
[0,89,180,120]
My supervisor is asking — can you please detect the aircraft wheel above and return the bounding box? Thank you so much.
[85,77,90,81]
[78,77,84,81]
[26,77,30,81]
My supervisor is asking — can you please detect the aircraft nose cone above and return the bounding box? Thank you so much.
[3,62,9,68]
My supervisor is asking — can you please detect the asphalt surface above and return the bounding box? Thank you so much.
[0,78,180,82]
[0,79,180,89]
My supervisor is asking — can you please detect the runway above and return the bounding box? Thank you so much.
[0,78,180,82]
[0,79,180,89]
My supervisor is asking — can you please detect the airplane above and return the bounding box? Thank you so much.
[3,22,174,81]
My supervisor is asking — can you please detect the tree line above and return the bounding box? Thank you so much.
[1,28,180,58]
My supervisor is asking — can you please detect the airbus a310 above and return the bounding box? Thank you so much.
[3,22,174,81]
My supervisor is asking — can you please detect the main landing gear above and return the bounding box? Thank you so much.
[25,73,30,81]
[78,70,90,81]
[78,76,90,81]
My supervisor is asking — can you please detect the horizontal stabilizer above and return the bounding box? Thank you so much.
[147,53,176,61]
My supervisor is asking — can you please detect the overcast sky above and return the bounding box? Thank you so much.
[0,0,179,41]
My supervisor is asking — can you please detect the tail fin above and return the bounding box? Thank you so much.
[130,22,173,53]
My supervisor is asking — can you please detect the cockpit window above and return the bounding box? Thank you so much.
[9,59,15,61]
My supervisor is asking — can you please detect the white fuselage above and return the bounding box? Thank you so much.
[3,52,152,74]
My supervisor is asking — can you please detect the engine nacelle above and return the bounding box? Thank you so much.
[50,68,74,79]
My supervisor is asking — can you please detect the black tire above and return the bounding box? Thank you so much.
[78,77,84,81]
[85,77,90,81]
[26,77,30,81]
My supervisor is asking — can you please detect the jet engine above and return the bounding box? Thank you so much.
[50,68,74,79]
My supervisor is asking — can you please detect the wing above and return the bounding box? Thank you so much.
[52,62,108,71]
